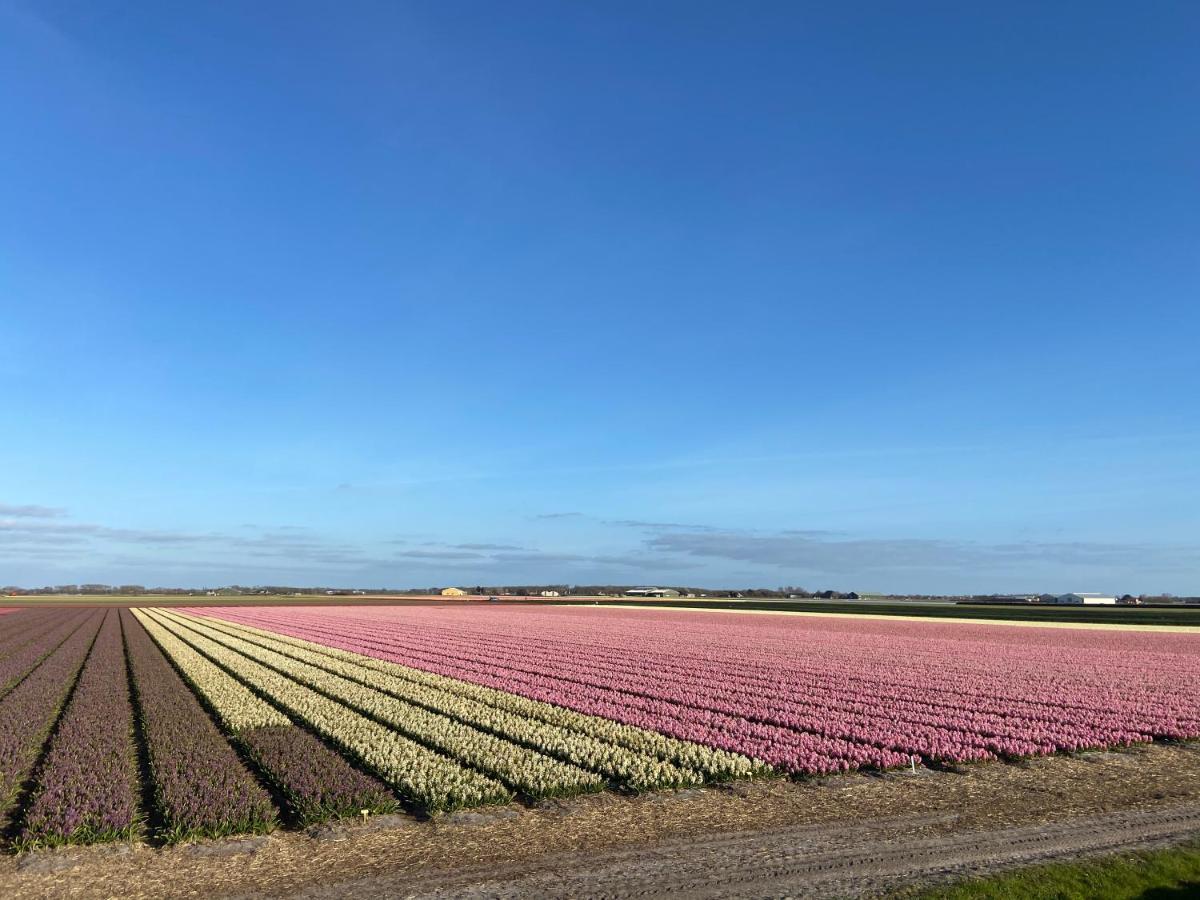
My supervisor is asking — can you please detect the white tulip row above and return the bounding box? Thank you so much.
[173,611,703,791]
[132,609,290,732]
[185,613,768,783]
[143,609,511,813]
[154,611,605,800]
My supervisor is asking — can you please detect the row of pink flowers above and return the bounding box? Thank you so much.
[192,605,1200,774]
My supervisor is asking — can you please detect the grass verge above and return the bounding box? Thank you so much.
[899,839,1200,899]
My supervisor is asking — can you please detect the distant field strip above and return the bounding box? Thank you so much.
[583,602,1200,632]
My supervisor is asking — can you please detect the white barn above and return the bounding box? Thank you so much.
[1053,593,1117,605]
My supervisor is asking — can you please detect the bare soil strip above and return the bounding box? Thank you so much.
[302,802,1200,899]
[585,602,1200,632]
[3,742,1199,899]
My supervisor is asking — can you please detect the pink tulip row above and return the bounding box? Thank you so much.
[192,605,1200,774]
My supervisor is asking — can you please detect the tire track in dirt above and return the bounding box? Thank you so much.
[299,803,1200,899]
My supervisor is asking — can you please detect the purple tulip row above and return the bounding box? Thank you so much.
[15,611,139,848]
[0,610,67,657]
[238,725,396,825]
[0,611,51,672]
[119,610,277,842]
[0,610,94,698]
[0,611,104,831]
[196,605,1200,774]
[0,607,47,638]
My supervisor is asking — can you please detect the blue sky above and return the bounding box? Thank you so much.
[2,1,1197,593]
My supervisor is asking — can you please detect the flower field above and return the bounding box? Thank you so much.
[0,602,1197,851]
[187,605,1200,772]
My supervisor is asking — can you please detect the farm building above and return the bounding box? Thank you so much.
[625,587,681,598]
[440,587,468,597]
[1051,593,1118,605]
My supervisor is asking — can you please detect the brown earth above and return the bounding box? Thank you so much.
[3,741,1199,899]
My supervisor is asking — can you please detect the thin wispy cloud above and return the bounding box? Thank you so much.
[0,512,364,566]
[395,549,489,560]
[3,497,1196,592]
[607,520,718,532]
[0,503,67,518]
[644,529,1200,576]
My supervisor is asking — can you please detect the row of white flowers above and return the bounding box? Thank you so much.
[143,609,511,813]
[155,611,605,800]
[188,612,768,783]
[176,612,703,791]
[132,609,290,732]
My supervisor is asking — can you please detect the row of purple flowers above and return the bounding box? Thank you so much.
[119,609,278,842]
[0,610,93,699]
[0,609,71,660]
[0,611,104,832]
[237,724,395,825]
[16,611,139,848]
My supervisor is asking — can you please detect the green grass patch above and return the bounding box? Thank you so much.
[899,840,1200,899]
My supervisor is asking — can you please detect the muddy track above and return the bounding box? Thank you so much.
[307,803,1200,899]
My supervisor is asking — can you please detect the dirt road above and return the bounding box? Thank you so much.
[4,742,1199,899]
[299,802,1200,899]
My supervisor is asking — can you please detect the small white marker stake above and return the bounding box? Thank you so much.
[361,809,370,824]
[910,755,917,774]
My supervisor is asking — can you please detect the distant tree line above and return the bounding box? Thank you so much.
[3,584,1197,604]
[3,583,855,598]
[1,584,388,596]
